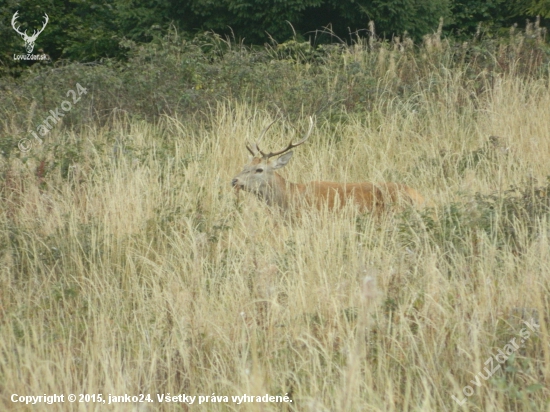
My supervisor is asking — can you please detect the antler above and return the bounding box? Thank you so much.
[31,13,49,40]
[260,116,314,159]
[11,11,26,37]
[246,117,279,156]
[11,11,48,40]
[246,116,315,158]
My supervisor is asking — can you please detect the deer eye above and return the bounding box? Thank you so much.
[255,168,264,173]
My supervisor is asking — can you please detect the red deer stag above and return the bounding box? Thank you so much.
[231,117,426,213]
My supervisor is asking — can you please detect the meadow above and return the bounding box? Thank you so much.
[1,23,550,411]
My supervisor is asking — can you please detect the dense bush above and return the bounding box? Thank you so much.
[1,23,548,136]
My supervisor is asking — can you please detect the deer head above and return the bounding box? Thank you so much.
[231,117,314,205]
[12,11,49,54]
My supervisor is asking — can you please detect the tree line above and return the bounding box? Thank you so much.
[0,0,548,75]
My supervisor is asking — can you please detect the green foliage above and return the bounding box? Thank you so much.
[511,0,550,19]
[527,0,550,18]
[1,25,548,144]
[0,0,172,75]
[181,0,451,42]
[449,0,508,36]
[2,0,547,75]
[181,0,324,43]
[346,0,451,40]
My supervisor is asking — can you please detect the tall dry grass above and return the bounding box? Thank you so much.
[1,35,550,411]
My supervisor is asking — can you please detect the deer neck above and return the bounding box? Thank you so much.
[260,173,303,209]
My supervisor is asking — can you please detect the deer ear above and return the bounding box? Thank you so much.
[272,151,293,169]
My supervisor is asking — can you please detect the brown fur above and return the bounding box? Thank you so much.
[232,155,426,213]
